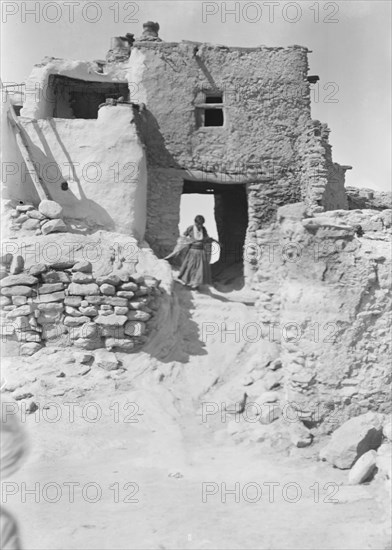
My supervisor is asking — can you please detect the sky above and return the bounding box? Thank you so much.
[1,0,391,202]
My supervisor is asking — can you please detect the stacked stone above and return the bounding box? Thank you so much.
[0,254,161,355]
[65,266,159,351]
[296,120,332,211]
[0,252,43,355]
[10,200,67,236]
[346,187,392,212]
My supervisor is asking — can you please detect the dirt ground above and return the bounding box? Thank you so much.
[2,280,391,550]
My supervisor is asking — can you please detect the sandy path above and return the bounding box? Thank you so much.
[3,283,390,549]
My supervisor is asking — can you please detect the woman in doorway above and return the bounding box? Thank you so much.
[176,215,213,290]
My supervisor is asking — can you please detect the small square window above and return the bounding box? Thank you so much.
[203,92,224,127]
[204,109,224,127]
[195,91,225,128]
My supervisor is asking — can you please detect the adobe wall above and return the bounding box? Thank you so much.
[6,41,350,267]
[20,58,132,120]
[129,41,350,264]
[1,94,38,204]
[254,204,392,426]
[13,106,147,238]
[131,41,314,255]
[132,42,311,168]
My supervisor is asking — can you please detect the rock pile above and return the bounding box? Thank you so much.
[319,411,384,469]
[0,254,161,355]
[211,352,314,451]
[9,200,67,236]
[319,411,391,486]
[346,187,392,211]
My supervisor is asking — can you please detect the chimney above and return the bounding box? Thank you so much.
[106,34,134,63]
[138,21,162,42]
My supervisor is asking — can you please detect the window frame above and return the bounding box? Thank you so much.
[195,90,225,129]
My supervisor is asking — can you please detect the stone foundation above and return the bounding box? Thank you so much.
[0,256,163,355]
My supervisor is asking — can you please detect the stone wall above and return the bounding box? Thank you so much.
[131,41,316,256]
[0,256,162,356]
[254,204,392,427]
[296,120,349,211]
[5,42,351,271]
[346,187,392,211]
[132,42,311,169]
[129,41,350,264]
[245,179,302,282]
[4,201,67,237]
[324,162,349,211]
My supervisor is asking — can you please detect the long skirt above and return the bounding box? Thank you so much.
[178,247,212,287]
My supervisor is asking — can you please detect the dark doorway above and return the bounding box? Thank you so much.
[182,180,248,280]
[48,75,129,119]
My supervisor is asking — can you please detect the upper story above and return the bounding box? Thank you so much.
[18,21,316,174]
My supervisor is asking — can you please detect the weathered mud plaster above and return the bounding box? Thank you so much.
[3,30,350,276]
[19,106,147,237]
[1,95,38,204]
[20,59,132,119]
[128,40,351,272]
[254,204,392,425]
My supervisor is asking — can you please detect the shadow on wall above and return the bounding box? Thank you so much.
[23,119,115,231]
[135,110,185,257]
[137,110,182,169]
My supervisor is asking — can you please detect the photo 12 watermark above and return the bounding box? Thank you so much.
[1,2,140,24]
[2,481,140,504]
[201,2,340,24]
[200,399,343,425]
[1,159,140,185]
[201,320,342,344]
[201,481,340,503]
[1,400,142,424]
[1,81,142,107]
[1,239,141,266]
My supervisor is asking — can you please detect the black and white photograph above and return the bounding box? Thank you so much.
[0,1,391,549]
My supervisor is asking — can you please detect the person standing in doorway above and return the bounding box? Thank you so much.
[176,215,213,290]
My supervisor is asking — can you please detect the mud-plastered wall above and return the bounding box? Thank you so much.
[254,204,391,426]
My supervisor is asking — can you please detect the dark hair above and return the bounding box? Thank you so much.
[194,215,205,225]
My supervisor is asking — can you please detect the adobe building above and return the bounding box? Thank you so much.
[3,21,351,282]
[1,22,390,423]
